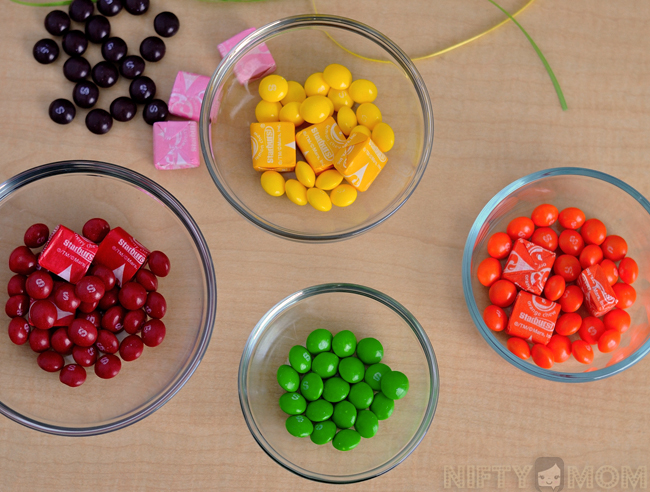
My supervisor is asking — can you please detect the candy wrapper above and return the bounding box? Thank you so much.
[333,132,387,191]
[506,291,561,345]
[250,122,296,172]
[217,27,276,85]
[577,265,618,317]
[153,121,201,170]
[38,225,98,284]
[94,227,150,286]
[168,71,211,122]
[502,239,555,295]
[296,117,347,174]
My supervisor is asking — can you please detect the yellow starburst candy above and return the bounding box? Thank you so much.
[296,117,347,174]
[250,122,296,172]
[333,132,388,192]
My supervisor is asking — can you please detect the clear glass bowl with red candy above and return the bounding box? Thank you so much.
[0,161,216,435]
[463,168,650,382]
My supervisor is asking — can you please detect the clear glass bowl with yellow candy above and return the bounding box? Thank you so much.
[201,15,434,241]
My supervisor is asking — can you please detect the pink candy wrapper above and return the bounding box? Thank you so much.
[153,121,201,170]
[217,27,276,85]
[168,71,210,121]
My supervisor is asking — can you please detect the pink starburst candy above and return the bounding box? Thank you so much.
[217,27,276,85]
[153,121,201,170]
[168,71,210,121]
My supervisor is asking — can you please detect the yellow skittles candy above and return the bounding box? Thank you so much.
[371,122,395,153]
[304,72,330,96]
[327,89,353,112]
[295,161,315,188]
[255,100,282,123]
[285,179,308,206]
[259,75,289,103]
[250,65,392,212]
[323,64,352,90]
[307,188,332,212]
[330,183,358,207]
[356,103,382,130]
[260,171,286,197]
[281,81,306,106]
[315,169,344,191]
[279,102,305,126]
[348,79,378,104]
[300,95,331,125]
[350,125,371,137]
[337,106,357,136]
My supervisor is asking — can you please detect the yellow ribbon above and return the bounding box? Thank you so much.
[311,0,537,63]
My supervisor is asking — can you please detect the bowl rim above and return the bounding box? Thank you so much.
[238,282,439,483]
[0,160,217,436]
[200,14,435,243]
[462,166,650,382]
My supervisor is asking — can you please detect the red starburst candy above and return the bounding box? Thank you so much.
[38,225,98,284]
[93,227,150,286]
[577,265,618,317]
[502,239,556,296]
[506,291,561,345]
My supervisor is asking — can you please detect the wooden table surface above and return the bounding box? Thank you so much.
[1,1,649,490]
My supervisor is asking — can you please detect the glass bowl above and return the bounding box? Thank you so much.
[239,283,439,483]
[200,15,434,242]
[463,167,650,382]
[0,161,216,435]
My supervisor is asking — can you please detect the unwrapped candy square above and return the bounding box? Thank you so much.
[217,27,276,85]
[153,121,200,170]
[168,71,210,121]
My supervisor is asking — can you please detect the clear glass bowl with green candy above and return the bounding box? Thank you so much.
[238,283,439,484]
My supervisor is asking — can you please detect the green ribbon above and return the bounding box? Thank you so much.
[488,0,567,110]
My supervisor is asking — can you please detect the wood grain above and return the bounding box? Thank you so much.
[0,0,649,490]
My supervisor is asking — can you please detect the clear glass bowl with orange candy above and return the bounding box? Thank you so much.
[463,168,650,382]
